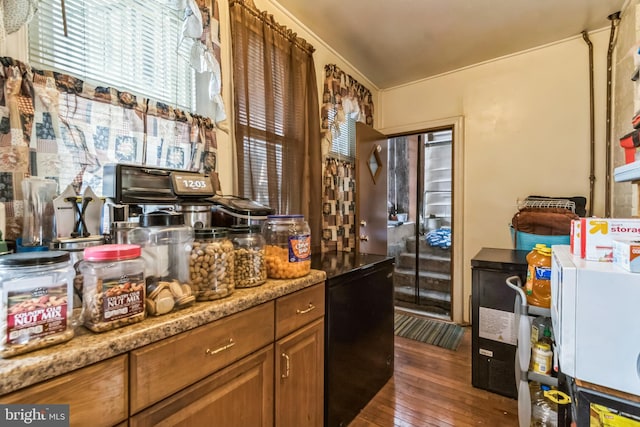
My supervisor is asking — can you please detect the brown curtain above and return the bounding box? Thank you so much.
[229,0,322,252]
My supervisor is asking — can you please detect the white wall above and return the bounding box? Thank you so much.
[379,31,611,324]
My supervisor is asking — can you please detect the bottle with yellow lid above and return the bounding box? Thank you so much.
[525,243,552,308]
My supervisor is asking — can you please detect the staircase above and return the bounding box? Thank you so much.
[393,235,451,317]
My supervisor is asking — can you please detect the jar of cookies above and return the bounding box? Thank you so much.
[262,215,311,279]
[0,251,75,357]
[190,227,235,301]
[79,244,146,332]
[127,211,193,289]
[230,225,266,288]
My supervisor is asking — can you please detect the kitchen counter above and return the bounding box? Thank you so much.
[0,270,325,396]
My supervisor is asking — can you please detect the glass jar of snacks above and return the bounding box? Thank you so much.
[127,211,194,315]
[262,214,311,279]
[190,227,235,301]
[127,211,193,288]
[0,251,75,357]
[230,225,267,288]
[79,244,146,332]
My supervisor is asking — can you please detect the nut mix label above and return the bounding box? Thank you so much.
[100,273,145,323]
[288,234,311,262]
[6,285,68,344]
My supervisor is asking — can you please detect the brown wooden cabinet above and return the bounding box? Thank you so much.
[274,282,325,427]
[275,318,324,427]
[129,302,275,414]
[0,280,325,427]
[130,346,274,427]
[1,355,128,427]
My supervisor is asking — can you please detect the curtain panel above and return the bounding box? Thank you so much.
[0,56,218,240]
[229,0,321,252]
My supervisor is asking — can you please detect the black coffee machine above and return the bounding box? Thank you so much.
[102,163,273,238]
[102,163,216,237]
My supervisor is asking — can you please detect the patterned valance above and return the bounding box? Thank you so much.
[0,56,218,239]
[320,64,374,151]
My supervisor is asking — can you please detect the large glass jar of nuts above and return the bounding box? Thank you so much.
[229,225,267,288]
[79,244,146,333]
[190,227,235,301]
[262,215,311,279]
[0,251,76,357]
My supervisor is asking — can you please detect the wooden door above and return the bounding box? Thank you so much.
[356,122,388,255]
[275,318,324,427]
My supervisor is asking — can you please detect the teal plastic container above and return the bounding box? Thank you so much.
[510,226,570,251]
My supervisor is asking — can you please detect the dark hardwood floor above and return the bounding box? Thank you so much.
[349,326,519,427]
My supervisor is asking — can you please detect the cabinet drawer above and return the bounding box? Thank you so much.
[276,283,325,340]
[130,346,274,427]
[2,355,128,427]
[130,302,274,413]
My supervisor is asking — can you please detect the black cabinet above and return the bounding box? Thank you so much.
[311,252,395,427]
[471,247,529,399]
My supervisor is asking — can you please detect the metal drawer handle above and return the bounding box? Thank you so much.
[296,303,315,315]
[281,352,290,378]
[205,338,235,355]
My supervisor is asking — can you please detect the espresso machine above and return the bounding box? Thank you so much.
[102,163,219,242]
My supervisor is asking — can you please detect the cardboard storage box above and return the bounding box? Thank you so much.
[572,218,640,261]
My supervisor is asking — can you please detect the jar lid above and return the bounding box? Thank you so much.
[83,244,141,261]
[195,227,228,239]
[0,251,71,267]
[266,214,303,219]
[139,211,185,227]
[49,236,105,252]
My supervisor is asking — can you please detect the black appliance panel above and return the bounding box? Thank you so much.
[471,247,528,399]
[323,255,394,427]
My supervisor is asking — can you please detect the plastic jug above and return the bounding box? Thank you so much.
[525,243,552,308]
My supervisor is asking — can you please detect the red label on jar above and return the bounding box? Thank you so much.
[6,285,68,344]
[288,235,311,262]
[100,273,145,322]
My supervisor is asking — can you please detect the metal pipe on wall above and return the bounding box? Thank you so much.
[582,31,595,217]
[605,12,621,218]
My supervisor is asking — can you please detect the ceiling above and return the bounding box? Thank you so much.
[272,0,626,89]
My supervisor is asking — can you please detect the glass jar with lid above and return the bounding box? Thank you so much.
[230,225,267,288]
[190,227,235,300]
[262,214,311,279]
[0,251,75,357]
[80,244,146,332]
[127,211,193,287]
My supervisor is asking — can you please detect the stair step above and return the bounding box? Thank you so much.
[394,286,451,312]
[393,267,451,293]
[397,252,451,272]
[405,236,451,256]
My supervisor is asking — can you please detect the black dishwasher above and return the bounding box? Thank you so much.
[311,252,395,427]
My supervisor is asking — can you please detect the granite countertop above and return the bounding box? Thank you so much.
[0,270,326,396]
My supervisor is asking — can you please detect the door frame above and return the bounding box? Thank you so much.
[379,116,465,324]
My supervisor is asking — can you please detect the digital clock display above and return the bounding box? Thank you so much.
[170,172,214,196]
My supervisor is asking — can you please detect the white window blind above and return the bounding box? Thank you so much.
[329,111,355,159]
[28,0,196,111]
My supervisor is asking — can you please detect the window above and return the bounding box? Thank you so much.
[328,110,356,159]
[28,0,196,111]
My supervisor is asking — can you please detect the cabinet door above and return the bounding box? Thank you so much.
[130,346,274,427]
[1,355,128,427]
[275,318,324,427]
